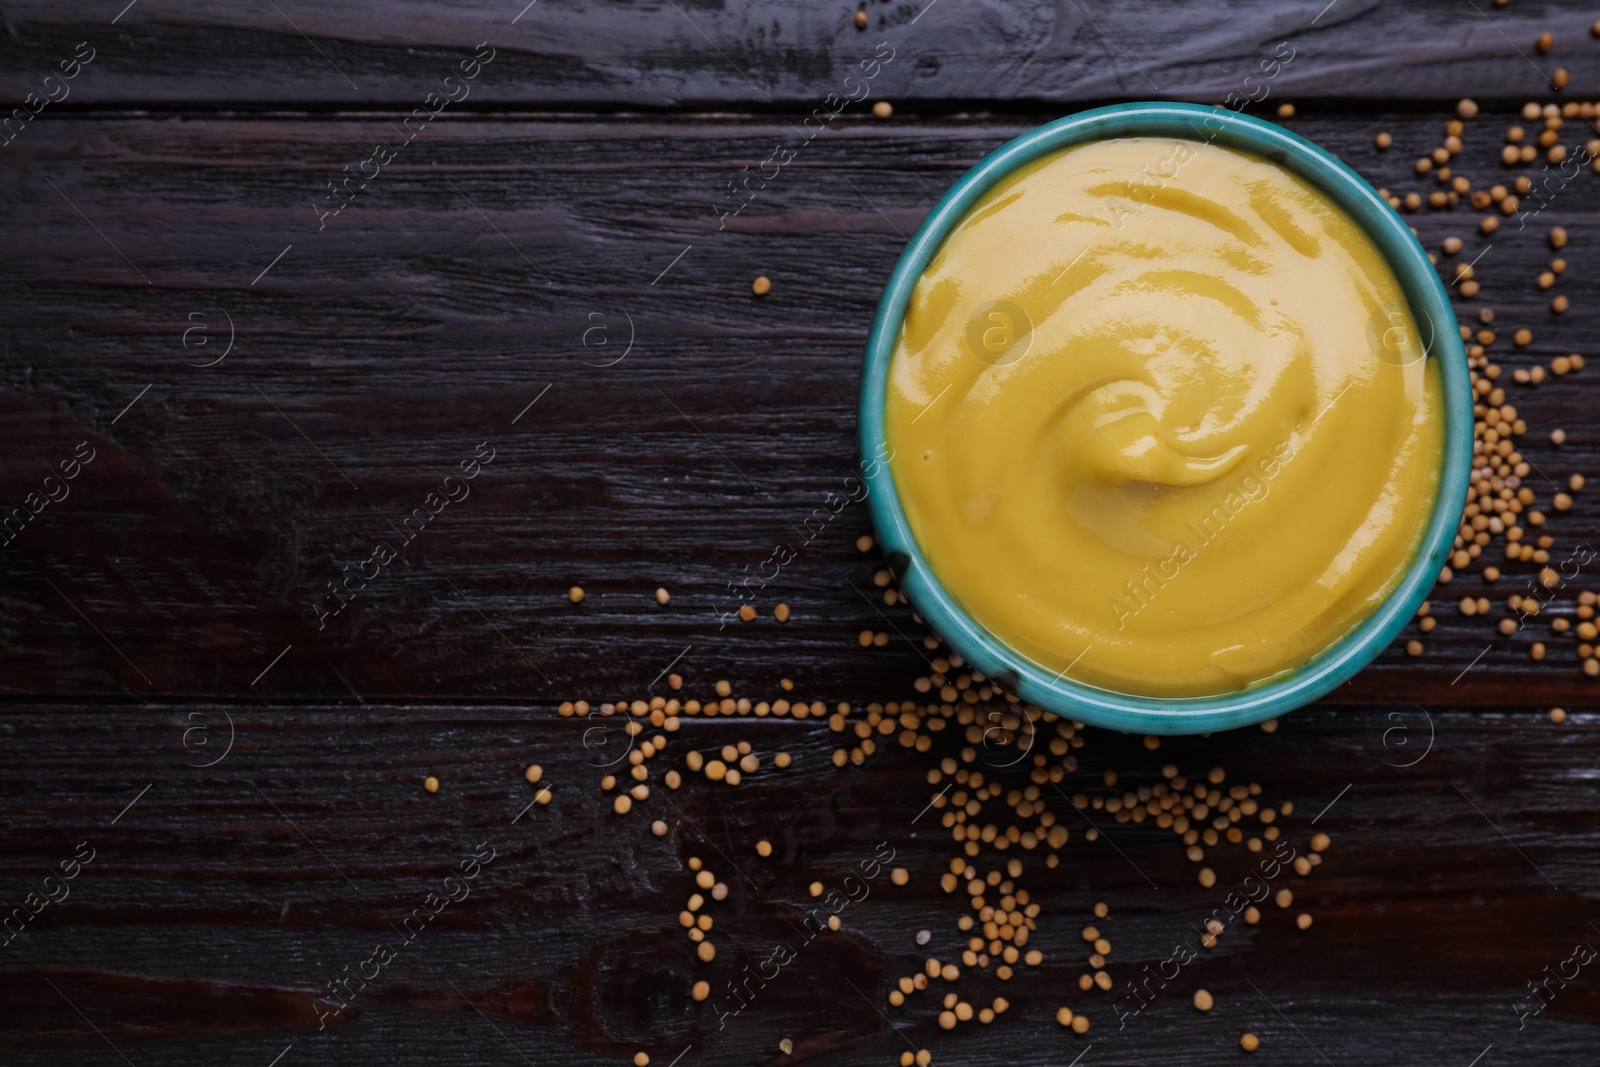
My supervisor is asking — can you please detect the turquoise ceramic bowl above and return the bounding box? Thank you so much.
[858,102,1472,735]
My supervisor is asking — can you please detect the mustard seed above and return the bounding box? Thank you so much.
[568,585,585,603]
[873,101,893,119]
[775,602,791,622]
[1551,226,1568,248]
[1552,295,1569,314]
[1297,913,1313,929]
[1194,989,1214,1011]
[635,1053,649,1067]
[698,941,716,962]
[854,9,868,27]
[1537,31,1553,53]
[1375,131,1392,149]
[1457,99,1478,119]
[1550,707,1568,723]
[1277,103,1295,118]
[692,980,709,1001]
[1071,1015,1090,1034]
[424,775,439,794]
[614,794,632,815]
[1056,1007,1075,1027]
[655,587,670,605]
[1242,1033,1260,1052]
[891,867,910,886]
[651,819,667,836]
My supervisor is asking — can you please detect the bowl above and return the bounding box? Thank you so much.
[857,102,1472,735]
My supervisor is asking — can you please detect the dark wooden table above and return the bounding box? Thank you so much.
[3,2,1600,1064]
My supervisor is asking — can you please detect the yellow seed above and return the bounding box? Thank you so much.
[1297,912,1313,929]
[651,819,667,836]
[424,776,439,794]
[698,941,716,962]
[1242,1033,1260,1052]
[1551,707,1568,723]
[1071,1015,1090,1034]
[655,587,670,605]
[692,980,709,1001]
[775,602,791,622]
[810,881,824,897]
[891,867,910,886]
[873,100,893,119]
[1193,989,1214,1011]
[1375,131,1392,149]
[1311,832,1330,852]
[1198,867,1216,888]
[1457,99,1478,119]
[854,9,868,27]
[1055,1007,1075,1026]
[1276,103,1295,118]
[752,275,772,296]
[614,794,632,815]
[1551,226,1568,248]
[635,1054,650,1067]
[757,839,773,857]
[525,764,543,783]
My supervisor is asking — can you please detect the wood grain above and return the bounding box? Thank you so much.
[0,0,1598,108]
[1,112,1597,702]
[1,705,1597,1065]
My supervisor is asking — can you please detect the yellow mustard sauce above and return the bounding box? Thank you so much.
[885,136,1444,698]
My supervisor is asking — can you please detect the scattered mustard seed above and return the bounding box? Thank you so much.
[424,776,439,794]
[568,585,585,603]
[873,100,893,119]
[525,764,543,784]
[1551,707,1568,723]
[1242,1033,1260,1052]
[752,275,772,296]
[1193,989,1214,1011]
[854,9,868,27]
[635,1053,649,1067]
[655,587,671,605]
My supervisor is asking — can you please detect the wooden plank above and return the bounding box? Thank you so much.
[0,1,1598,109]
[0,704,1597,1065]
[1,112,1597,703]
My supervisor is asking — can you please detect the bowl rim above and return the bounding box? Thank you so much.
[857,101,1473,735]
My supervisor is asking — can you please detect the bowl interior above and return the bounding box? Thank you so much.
[857,102,1473,735]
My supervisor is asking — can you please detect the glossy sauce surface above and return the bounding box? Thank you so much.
[885,136,1444,697]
